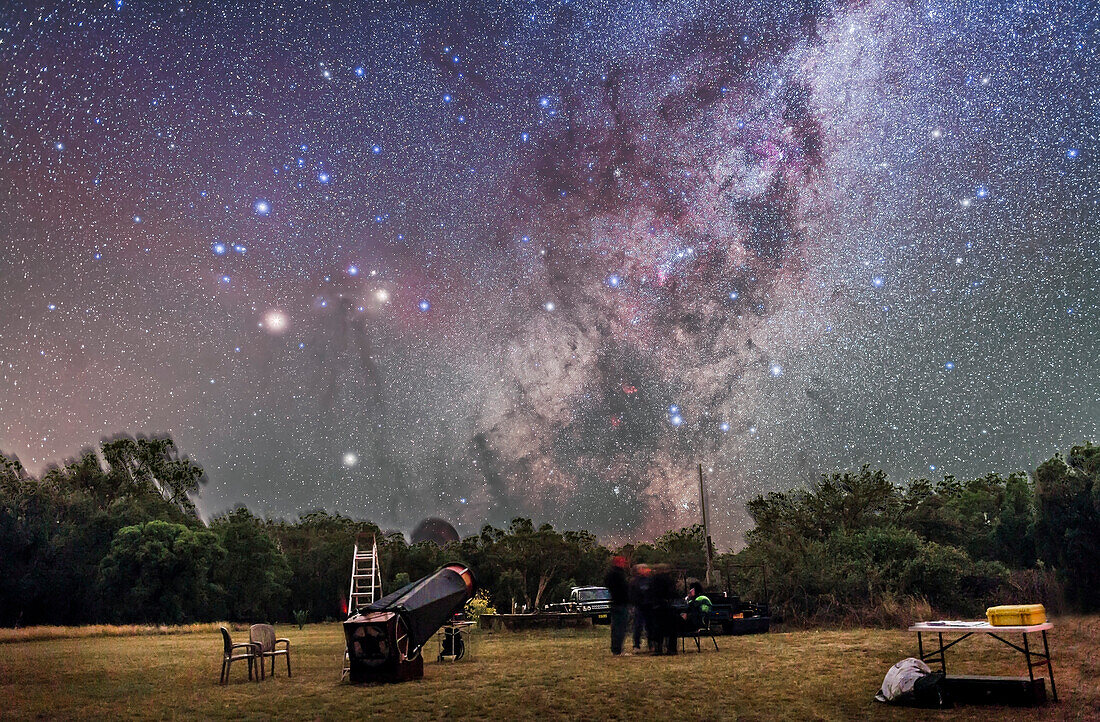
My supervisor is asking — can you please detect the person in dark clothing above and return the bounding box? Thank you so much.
[604,556,631,655]
[682,581,714,630]
[649,564,678,655]
[628,564,652,652]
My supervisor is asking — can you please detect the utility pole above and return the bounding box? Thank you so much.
[698,463,716,588]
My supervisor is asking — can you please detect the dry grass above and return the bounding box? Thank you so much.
[0,622,248,644]
[2,617,1098,720]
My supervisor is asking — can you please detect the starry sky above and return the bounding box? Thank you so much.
[1,0,1097,546]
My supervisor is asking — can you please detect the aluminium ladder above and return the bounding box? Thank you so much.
[348,533,382,614]
[342,533,382,678]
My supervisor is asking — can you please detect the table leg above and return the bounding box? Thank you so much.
[1043,630,1057,702]
[1023,632,1034,683]
[938,633,946,674]
[918,632,924,661]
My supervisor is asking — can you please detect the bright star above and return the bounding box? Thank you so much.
[318,172,330,183]
[343,452,358,467]
[418,299,431,312]
[253,199,271,216]
[348,265,358,276]
[770,363,784,377]
[263,310,288,334]
[213,243,227,255]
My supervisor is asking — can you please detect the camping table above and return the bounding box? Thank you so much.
[908,621,1057,702]
[436,620,475,662]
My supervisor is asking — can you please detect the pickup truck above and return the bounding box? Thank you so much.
[546,586,612,623]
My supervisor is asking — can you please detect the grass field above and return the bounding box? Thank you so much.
[2,617,1097,720]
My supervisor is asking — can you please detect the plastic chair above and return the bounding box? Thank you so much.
[250,623,292,678]
[220,627,261,684]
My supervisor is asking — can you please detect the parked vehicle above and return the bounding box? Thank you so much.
[705,592,771,635]
[546,586,612,623]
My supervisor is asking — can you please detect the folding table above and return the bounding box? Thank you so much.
[908,620,1056,702]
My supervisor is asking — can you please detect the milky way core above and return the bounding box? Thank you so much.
[1,0,1097,545]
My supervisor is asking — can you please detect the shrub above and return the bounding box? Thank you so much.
[464,590,496,621]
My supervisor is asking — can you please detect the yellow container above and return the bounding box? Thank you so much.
[986,604,1046,626]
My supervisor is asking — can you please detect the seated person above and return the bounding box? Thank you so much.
[681,582,713,630]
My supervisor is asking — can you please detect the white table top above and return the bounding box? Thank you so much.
[909,621,1052,633]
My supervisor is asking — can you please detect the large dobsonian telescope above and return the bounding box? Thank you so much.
[344,563,476,684]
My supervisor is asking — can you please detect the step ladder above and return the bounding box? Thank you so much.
[342,533,382,678]
[348,533,382,614]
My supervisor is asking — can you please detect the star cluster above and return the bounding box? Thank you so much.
[1,0,1097,544]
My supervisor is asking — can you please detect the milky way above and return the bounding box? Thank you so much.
[1,0,1097,546]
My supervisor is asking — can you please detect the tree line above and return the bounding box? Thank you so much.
[1,436,1097,626]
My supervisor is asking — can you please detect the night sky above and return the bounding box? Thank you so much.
[2,0,1097,546]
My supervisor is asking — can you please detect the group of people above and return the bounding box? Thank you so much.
[603,556,713,656]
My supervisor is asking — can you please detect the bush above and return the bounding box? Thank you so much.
[1003,567,1065,614]
[464,590,496,621]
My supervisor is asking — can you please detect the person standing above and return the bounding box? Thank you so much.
[604,556,630,655]
[650,564,680,655]
[629,564,652,652]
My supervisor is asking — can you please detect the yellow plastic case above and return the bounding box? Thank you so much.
[986,604,1046,626]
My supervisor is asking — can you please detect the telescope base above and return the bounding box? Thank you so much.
[348,654,423,684]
